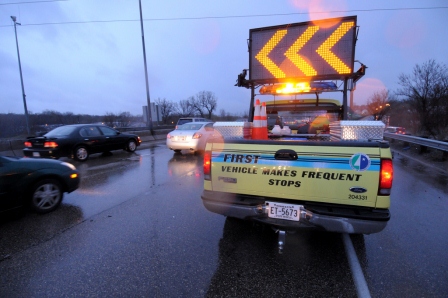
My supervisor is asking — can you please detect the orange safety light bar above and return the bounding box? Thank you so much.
[259,81,337,95]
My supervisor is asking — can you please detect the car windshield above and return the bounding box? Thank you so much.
[177,119,193,126]
[45,126,77,137]
[178,123,203,131]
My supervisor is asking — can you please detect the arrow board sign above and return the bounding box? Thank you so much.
[249,16,357,83]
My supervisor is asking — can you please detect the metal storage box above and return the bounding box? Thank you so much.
[213,122,252,139]
[329,121,385,141]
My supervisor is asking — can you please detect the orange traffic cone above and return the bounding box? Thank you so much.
[252,99,262,139]
[260,102,268,139]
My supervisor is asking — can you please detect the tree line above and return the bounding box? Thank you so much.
[154,90,247,125]
[155,90,220,124]
[352,59,448,141]
[3,61,446,140]
[0,90,245,139]
[0,111,142,139]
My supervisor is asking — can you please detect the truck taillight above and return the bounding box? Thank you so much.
[379,159,393,195]
[203,151,211,180]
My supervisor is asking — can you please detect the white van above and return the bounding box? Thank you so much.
[176,117,212,129]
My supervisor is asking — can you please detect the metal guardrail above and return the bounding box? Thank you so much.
[0,128,173,152]
[3,129,447,153]
[118,126,174,132]
[383,132,448,152]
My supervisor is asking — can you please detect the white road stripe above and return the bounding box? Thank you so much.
[342,233,371,298]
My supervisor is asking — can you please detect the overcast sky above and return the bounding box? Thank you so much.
[1,0,447,117]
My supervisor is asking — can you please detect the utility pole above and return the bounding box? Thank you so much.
[11,16,30,135]
[138,0,153,132]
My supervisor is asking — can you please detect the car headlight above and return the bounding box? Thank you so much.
[61,162,77,170]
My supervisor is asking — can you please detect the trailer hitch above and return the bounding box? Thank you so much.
[276,230,286,253]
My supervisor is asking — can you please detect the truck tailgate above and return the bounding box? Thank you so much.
[208,140,388,208]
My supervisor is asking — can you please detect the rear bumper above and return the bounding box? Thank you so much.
[23,148,62,159]
[201,190,389,234]
[166,139,200,151]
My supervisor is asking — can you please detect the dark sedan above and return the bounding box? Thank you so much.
[0,155,80,214]
[23,124,141,161]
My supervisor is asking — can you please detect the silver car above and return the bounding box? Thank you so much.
[166,122,214,153]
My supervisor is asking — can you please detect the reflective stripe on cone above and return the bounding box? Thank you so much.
[260,102,268,140]
[252,99,263,140]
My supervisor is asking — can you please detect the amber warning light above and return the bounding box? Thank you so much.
[249,16,357,83]
[259,81,337,95]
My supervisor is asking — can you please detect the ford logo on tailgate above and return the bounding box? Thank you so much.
[350,187,367,193]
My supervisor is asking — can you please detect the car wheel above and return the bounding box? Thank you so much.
[126,139,137,152]
[174,149,181,153]
[30,179,63,214]
[74,146,89,161]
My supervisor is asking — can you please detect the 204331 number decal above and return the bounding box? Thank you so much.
[348,194,368,200]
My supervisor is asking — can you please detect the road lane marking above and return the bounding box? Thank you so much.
[342,233,371,298]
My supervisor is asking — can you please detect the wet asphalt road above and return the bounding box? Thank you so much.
[0,141,447,297]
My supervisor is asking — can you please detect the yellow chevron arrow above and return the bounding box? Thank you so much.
[255,29,287,78]
[316,21,354,74]
[284,25,319,77]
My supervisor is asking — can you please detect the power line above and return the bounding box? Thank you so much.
[1,6,447,27]
[0,0,68,5]
[143,6,448,21]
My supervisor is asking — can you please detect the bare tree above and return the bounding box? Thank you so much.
[188,96,203,117]
[117,112,132,127]
[195,90,218,119]
[366,89,390,121]
[385,98,419,134]
[155,97,176,124]
[219,109,227,118]
[177,97,196,117]
[41,110,65,125]
[63,112,77,124]
[396,59,448,139]
[218,108,236,121]
[103,112,116,127]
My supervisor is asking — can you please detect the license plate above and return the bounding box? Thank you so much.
[266,201,302,221]
[33,152,40,157]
